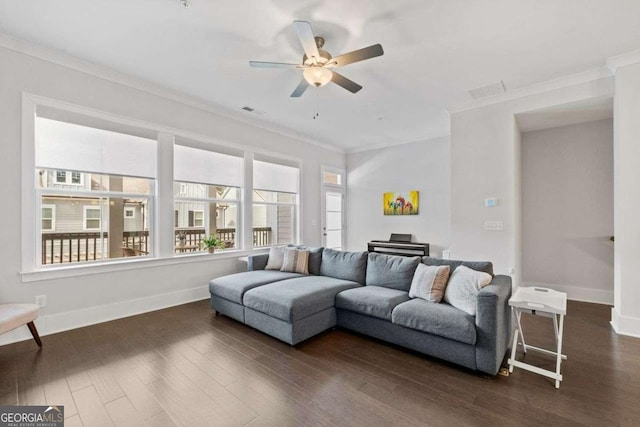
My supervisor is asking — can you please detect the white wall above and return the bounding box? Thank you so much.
[0,45,344,344]
[612,62,640,337]
[345,138,451,256]
[521,119,614,304]
[450,77,614,278]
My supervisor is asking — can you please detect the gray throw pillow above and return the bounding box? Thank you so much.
[422,256,494,276]
[365,253,420,291]
[319,248,368,285]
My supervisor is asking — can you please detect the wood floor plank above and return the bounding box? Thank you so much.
[72,385,115,427]
[104,396,145,426]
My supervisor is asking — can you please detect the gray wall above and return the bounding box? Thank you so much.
[521,119,614,303]
[345,137,451,256]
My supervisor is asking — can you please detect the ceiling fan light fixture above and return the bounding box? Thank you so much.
[303,67,333,87]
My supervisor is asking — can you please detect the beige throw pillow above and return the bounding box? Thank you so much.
[443,265,493,315]
[265,246,286,270]
[409,264,451,303]
[280,248,310,275]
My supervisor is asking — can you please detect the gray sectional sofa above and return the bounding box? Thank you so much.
[209,247,512,375]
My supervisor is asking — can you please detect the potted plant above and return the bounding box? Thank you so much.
[201,235,225,254]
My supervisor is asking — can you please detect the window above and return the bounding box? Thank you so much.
[41,204,55,231]
[54,170,84,185]
[83,206,101,230]
[173,144,243,253]
[253,158,299,247]
[322,170,343,186]
[35,115,156,266]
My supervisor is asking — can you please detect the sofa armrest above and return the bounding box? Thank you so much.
[247,253,269,271]
[475,275,512,375]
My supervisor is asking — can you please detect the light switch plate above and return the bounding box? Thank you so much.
[484,221,504,231]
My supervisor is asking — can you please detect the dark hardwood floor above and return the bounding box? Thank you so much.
[1,299,639,426]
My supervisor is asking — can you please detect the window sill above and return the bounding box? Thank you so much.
[20,248,269,283]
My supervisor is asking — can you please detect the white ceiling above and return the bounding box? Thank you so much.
[2,0,640,152]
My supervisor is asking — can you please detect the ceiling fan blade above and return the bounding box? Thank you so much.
[328,44,384,67]
[249,61,305,69]
[331,72,363,94]
[290,79,309,98]
[293,20,320,60]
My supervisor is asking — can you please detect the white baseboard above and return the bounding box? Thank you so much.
[521,281,613,305]
[0,285,210,347]
[610,307,640,339]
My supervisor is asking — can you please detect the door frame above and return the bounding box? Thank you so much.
[320,166,346,250]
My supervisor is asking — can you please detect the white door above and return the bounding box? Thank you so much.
[322,189,344,250]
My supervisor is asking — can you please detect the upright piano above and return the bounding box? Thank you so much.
[367,233,429,257]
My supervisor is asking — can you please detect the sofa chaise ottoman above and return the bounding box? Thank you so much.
[209,247,512,375]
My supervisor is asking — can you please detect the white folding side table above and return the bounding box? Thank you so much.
[507,286,567,388]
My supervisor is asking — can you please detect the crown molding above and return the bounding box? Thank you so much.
[346,134,450,154]
[449,67,613,114]
[0,32,345,154]
[606,49,640,74]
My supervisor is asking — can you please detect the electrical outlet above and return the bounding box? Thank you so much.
[35,295,47,308]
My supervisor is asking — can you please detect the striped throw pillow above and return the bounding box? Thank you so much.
[409,264,451,303]
[280,248,310,275]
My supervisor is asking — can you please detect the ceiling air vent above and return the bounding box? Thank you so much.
[469,81,506,100]
[241,106,255,112]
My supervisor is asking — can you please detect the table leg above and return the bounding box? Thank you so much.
[509,307,519,373]
[515,309,527,353]
[555,314,565,389]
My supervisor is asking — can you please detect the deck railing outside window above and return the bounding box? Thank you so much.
[41,228,272,264]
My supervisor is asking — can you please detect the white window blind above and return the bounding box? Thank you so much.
[174,145,243,187]
[253,160,299,193]
[35,117,157,178]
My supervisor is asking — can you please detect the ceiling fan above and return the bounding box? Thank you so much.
[249,21,384,97]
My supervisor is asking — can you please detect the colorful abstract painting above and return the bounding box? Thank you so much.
[383,191,419,215]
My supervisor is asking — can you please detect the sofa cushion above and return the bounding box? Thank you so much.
[422,256,494,276]
[288,245,323,275]
[336,286,410,321]
[391,299,477,345]
[319,249,368,285]
[209,270,302,304]
[243,276,361,322]
[366,253,420,291]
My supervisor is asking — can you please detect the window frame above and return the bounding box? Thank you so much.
[55,169,84,186]
[82,205,102,231]
[22,94,304,281]
[174,181,242,252]
[41,204,56,231]
[252,157,301,247]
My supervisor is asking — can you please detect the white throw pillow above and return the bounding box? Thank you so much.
[443,265,493,315]
[408,264,451,303]
[264,246,286,270]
